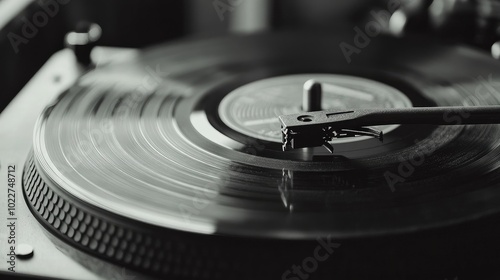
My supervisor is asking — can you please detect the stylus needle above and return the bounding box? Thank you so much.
[278,106,500,152]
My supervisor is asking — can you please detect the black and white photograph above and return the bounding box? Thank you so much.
[1,0,500,279]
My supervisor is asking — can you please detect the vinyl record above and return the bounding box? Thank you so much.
[22,32,500,278]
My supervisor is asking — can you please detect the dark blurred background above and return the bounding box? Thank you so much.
[1,0,498,112]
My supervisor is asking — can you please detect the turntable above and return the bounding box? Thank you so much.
[3,1,500,280]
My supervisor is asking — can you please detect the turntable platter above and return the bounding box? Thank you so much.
[22,32,500,278]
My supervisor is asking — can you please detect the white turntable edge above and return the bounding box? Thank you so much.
[0,47,148,280]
